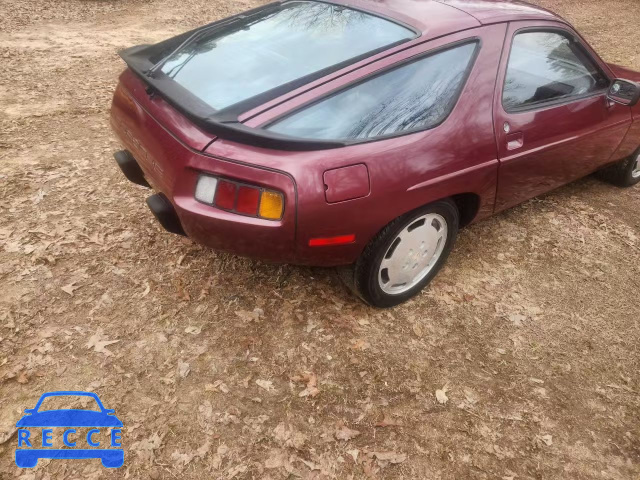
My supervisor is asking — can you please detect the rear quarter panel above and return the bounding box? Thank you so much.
[111,73,299,263]
[205,25,506,264]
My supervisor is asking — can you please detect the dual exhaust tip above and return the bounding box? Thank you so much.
[114,150,185,236]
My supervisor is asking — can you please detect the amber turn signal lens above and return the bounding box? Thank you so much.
[259,190,284,220]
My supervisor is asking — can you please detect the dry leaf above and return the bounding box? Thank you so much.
[335,425,361,441]
[177,360,190,378]
[235,308,264,322]
[372,451,407,464]
[435,385,449,405]
[174,279,190,301]
[140,281,151,298]
[61,282,80,296]
[0,428,17,445]
[256,379,276,392]
[196,440,211,458]
[508,313,526,326]
[298,457,319,471]
[86,329,120,356]
[227,464,248,478]
[264,448,286,469]
[171,451,195,466]
[132,432,164,464]
[17,371,30,384]
[412,323,423,338]
[375,414,403,427]
[297,371,320,398]
[184,325,202,335]
[351,339,370,350]
[538,434,553,447]
[216,381,230,394]
[347,449,360,463]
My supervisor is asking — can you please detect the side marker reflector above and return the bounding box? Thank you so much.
[308,234,356,247]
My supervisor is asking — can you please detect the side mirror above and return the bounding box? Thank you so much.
[608,79,640,107]
[24,409,35,414]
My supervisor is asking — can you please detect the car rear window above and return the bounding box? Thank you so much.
[159,1,416,110]
[266,41,478,141]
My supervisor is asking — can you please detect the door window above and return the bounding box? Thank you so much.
[503,31,609,112]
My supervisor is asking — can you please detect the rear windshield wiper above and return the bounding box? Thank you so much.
[145,4,283,79]
[145,17,246,78]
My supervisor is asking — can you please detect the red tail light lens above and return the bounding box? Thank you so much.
[236,186,260,215]
[214,180,237,210]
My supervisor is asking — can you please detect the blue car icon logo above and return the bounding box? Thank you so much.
[15,391,123,468]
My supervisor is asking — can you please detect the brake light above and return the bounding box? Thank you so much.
[195,174,284,220]
[236,186,260,215]
[214,180,237,210]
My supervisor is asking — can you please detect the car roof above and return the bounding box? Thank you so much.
[341,0,564,34]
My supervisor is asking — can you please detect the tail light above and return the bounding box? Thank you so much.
[194,174,284,220]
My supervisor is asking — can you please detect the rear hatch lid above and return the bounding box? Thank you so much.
[118,0,419,151]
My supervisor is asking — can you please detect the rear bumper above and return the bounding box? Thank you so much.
[110,146,300,264]
[112,145,364,265]
[111,80,302,263]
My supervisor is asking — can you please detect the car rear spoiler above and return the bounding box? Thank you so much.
[117,0,422,152]
[120,44,347,152]
[117,1,352,152]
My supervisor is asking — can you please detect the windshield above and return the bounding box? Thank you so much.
[159,1,416,110]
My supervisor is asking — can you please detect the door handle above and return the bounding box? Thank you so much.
[506,132,524,151]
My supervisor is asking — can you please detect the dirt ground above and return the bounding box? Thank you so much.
[0,0,639,478]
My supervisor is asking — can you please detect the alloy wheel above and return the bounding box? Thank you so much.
[378,213,448,295]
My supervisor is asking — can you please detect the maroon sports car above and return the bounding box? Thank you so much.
[111,0,640,307]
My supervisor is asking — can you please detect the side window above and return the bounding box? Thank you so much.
[503,31,609,111]
[266,42,479,141]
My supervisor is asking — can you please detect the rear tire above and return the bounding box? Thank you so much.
[596,148,640,187]
[351,199,459,308]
